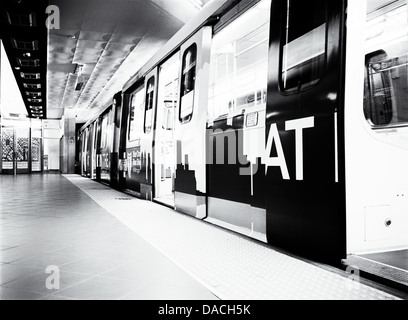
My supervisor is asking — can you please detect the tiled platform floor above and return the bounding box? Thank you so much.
[0,173,406,300]
[0,174,218,300]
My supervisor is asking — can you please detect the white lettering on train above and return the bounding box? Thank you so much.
[265,116,315,181]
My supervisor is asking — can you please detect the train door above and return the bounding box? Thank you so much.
[121,71,157,199]
[81,127,89,177]
[111,92,122,187]
[99,107,114,184]
[266,0,346,263]
[206,0,270,241]
[90,121,98,180]
[153,52,180,207]
[86,124,93,178]
[139,69,158,199]
[79,131,83,175]
[344,0,408,283]
[80,130,85,176]
[174,27,212,218]
[121,80,146,196]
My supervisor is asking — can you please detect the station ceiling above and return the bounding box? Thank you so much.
[1,0,208,124]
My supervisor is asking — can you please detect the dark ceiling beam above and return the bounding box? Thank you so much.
[1,0,49,119]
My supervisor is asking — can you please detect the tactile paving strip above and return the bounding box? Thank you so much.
[63,175,401,300]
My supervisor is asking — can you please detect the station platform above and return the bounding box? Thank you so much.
[0,173,406,300]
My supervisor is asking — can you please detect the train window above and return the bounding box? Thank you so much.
[107,109,114,148]
[93,122,98,147]
[128,84,145,141]
[179,44,197,123]
[100,115,108,148]
[83,130,88,154]
[208,0,270,120]
[163,79,178,130]
[145,77,155,133]
[364,2,408,129]
[279,0,327,94]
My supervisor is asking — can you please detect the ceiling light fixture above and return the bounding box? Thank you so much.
[73,64,83,76]
[73,64,85,91]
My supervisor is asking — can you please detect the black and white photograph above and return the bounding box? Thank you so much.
[0,0,407,306]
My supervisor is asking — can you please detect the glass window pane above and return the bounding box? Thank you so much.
[208,0,270,120]
[180,44,197,123]
[364,1,408,128]
[145,77,155,134]
[100,115,108,148]
[128,84,145,141]
[280,0,327,93]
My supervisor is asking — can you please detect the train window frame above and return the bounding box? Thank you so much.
[144,77,155,134]
[179,43,197,124]
[363,2,408,130]
[207,0,270,122]
[364,50,393,127]
[278,0,328,95]
[107,108,114,149]
[128,83,145,142]
[100,113,109,149]
[93,121,98,147]
[128,95,136,142]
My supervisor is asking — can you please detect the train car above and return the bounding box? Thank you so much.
[77,0,408,282]
[79,94,121,184]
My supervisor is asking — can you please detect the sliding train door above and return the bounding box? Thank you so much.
[120,70,157,199]
[153,52,180,207]
[83,126,92,178]
[174,27,212,218]
[90,121,98,180]
[80,128,87,176]
[344,0,408,283]
[99,106,115,184]
[266,0,346,262]
[111,92,122,187]
[206,0,270,241]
